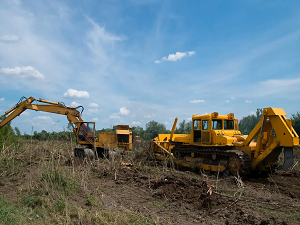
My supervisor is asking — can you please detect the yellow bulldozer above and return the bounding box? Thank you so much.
[0,96,132,157]
[150,108,299,175]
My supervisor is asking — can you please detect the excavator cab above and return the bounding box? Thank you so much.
[77,122,96,143]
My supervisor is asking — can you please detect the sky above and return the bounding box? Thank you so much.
[1,0,300,134]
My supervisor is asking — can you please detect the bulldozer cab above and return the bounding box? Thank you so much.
[192,112,238,145]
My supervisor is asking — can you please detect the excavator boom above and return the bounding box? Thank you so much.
[0,97,84,129]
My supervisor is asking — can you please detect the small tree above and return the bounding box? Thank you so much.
[131,126,145,139]
[239,109,262,135]
[0,115,16,150]
[175,120,192,134]
[291,112,300,135]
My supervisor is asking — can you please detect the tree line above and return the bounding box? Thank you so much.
[1,109,300,145]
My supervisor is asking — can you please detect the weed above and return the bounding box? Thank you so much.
[55,196,66,214]
[21,193,44,209]
[152,200,163,208]
[41,170,77,194]
[86,194,97,207]
[292,213,300,222]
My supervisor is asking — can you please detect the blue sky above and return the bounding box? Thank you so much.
[1,0,300,134]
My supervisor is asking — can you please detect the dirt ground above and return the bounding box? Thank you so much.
[88,164,300,224]
[0,142,300,224]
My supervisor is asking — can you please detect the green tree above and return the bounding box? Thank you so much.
[0,115,16,149]
[291,112,300,135]
[131,126,145,139]
[144,120,169,140]
[14,127,21,136]
[239,108,262,135]
[175,120,192,134]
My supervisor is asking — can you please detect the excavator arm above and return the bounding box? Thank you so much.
[0,96,83,129]
[0,97,36,128]
[0,96,96,145]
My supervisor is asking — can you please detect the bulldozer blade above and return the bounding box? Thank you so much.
[278,147,293,170]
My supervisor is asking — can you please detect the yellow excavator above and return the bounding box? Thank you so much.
[150,108,299,175]
[0,96,132,157]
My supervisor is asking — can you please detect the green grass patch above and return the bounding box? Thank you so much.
[0,196,27,225]
[86,194,97,207]
[41,170,77,194]
[55,196,66,214]
[21,190,44,209]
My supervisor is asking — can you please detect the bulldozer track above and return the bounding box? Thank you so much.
[172,147,253,175]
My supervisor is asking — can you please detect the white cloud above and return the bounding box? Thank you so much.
[22,111,30,115]
[70,101,80,107]
[0,66,45,79]
[190,100,205,103]
[0,97,4,101]
[187,51,195,56]
[164,121,169,125]
[89,102,98,107]
[92,118,99,121]
[187,118,192,121]
[86,17,125,63]
[63,89,89,99]
[0,35,19,43]
[250,111,255,115]
[245,100,252,103]
[144,115,151,118]
[110,115,120,119]
[132,121,141,125]
[87,108,99,114]
[120,107,130,115]
[87,17,125,43]
[167,52,186,61]
[154,51,195,63]
[250,78,300,97]
[225,100,230,103]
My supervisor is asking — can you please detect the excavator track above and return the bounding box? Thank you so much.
[172,147,252,175]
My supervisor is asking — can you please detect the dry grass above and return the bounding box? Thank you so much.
[0,139,299,224]
[0,139,152,225]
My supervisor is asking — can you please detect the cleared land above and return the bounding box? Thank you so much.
[0,140,299,224]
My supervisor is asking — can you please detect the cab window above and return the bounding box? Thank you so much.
[88,123,95,133]
[224,120,234,129]
[202,120,208,130]
[193,120,201,130]
[212,120,222,129]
